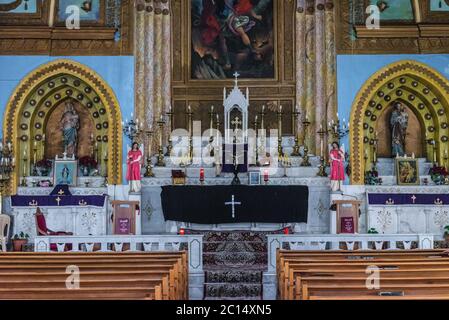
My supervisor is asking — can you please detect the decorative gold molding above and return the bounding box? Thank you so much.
[3,59,123,193]
[349,60,449,185]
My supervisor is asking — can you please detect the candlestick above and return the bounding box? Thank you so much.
[253,115,259,166]
[200,168,205,184]
[144,131,155,177]
[291,106,301,157]
[277,105,283,156]
[156,117,166,167]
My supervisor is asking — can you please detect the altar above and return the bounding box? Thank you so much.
[9,185,108,240]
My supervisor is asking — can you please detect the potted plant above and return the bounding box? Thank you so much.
[443,225,449,242]
[368,228,379,234]
[35,159,52,177]
[79,156,98,176]
[12,232,30,252]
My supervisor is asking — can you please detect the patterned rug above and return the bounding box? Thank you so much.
[185,228,289,300]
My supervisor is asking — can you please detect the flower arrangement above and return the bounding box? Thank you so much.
[79,156,98,169]
[365,167,382,186]
[429,165,449,185]
[35,159,52,169]
[35,159,52,176]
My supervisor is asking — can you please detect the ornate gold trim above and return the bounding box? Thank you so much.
[349,60,449,184]
[3,59,123,193]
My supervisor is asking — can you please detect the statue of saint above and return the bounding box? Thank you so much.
[60,101,80,156]
[126,142,143,193]
[390,102,408,157]
[329,142,345,192]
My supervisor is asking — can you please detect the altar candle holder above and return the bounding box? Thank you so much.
[426,138,438,165]
[144,131,155,177]
[156,116,166,167]
[258,106,267,158]
[317,126,328,177]
[32,141,38,176]
[277,105,284,157]
[253,115,259,167]
[21,156,28,187]
[300,116,311,167]
[209,106,215,157]
[165,107,174,157]
[102,155,108,187]
[291,106,301,157]
[187,106,194,163]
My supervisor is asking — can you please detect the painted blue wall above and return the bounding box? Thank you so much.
[0,56,134,183]
[337,54,449,160]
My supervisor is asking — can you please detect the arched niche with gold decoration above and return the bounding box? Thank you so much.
[3,59,123,193]
[350,60,449,185]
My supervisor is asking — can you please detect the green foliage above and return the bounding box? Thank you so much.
[367,228,379,234]
[13,232,30,240]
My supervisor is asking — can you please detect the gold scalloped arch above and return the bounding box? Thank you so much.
[3,59,123,193]
[350,60,449,185]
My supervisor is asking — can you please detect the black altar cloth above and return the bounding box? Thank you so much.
[161,185,309,224]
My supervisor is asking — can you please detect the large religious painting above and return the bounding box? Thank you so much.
[191,0,274,80]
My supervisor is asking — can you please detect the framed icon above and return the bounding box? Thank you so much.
[53,159,78,186]
[249,171,261,186]
[396,158,419,185]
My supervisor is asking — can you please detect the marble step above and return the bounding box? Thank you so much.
[204,283,262,299]
[206,271,262,284]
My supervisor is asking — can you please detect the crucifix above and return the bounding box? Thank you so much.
[55,196,61,206]
[225,194,241,219]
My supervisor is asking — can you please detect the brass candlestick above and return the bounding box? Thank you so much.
[258,106,267,157]
[277,106,283,157]
[209,106,215,157]
[317,127,328,177]
[301,117,311,167]
[21,156,28,187]
[32,142,38,176]
[165,108,174,157]
[291,107,301,156]
[102,156,108,187]
[156,117,166,167]
[253,115,259,166]
[187,106,193,163]
[144,131,155,177]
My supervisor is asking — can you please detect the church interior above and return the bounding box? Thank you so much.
[2,0,449,302]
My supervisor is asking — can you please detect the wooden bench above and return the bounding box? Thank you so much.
[277,249,449,300]
[0,252,188,300]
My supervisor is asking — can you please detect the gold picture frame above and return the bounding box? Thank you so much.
[396,158,420,185]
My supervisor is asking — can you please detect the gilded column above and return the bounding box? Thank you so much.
[296,0,306,141]
[304,0,316,153]
[325,0,337,140]
[315,0,326,157]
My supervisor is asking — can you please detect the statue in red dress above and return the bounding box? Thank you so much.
[126,142,143,193]
[329,142,345,192]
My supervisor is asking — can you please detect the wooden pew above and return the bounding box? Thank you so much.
[277,249,449,300]
[0,252,188,300]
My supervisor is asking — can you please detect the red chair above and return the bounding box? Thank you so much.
[35,207,73,251]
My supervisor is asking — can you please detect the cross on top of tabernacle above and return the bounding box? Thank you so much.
[232,116,242,130]
[233,72,240,87]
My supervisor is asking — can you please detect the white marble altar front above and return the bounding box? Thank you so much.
[9,187,108,240]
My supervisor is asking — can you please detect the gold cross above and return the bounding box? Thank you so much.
[411,195,417,204]
[55,197,61,206]
[58,189,65,195]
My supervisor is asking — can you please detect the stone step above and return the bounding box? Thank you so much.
[204,283,262,299]
[205,271,262,284]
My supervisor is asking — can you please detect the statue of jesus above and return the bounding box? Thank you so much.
[60,101,80,157]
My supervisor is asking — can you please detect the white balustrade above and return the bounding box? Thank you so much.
[34,234,204,272]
